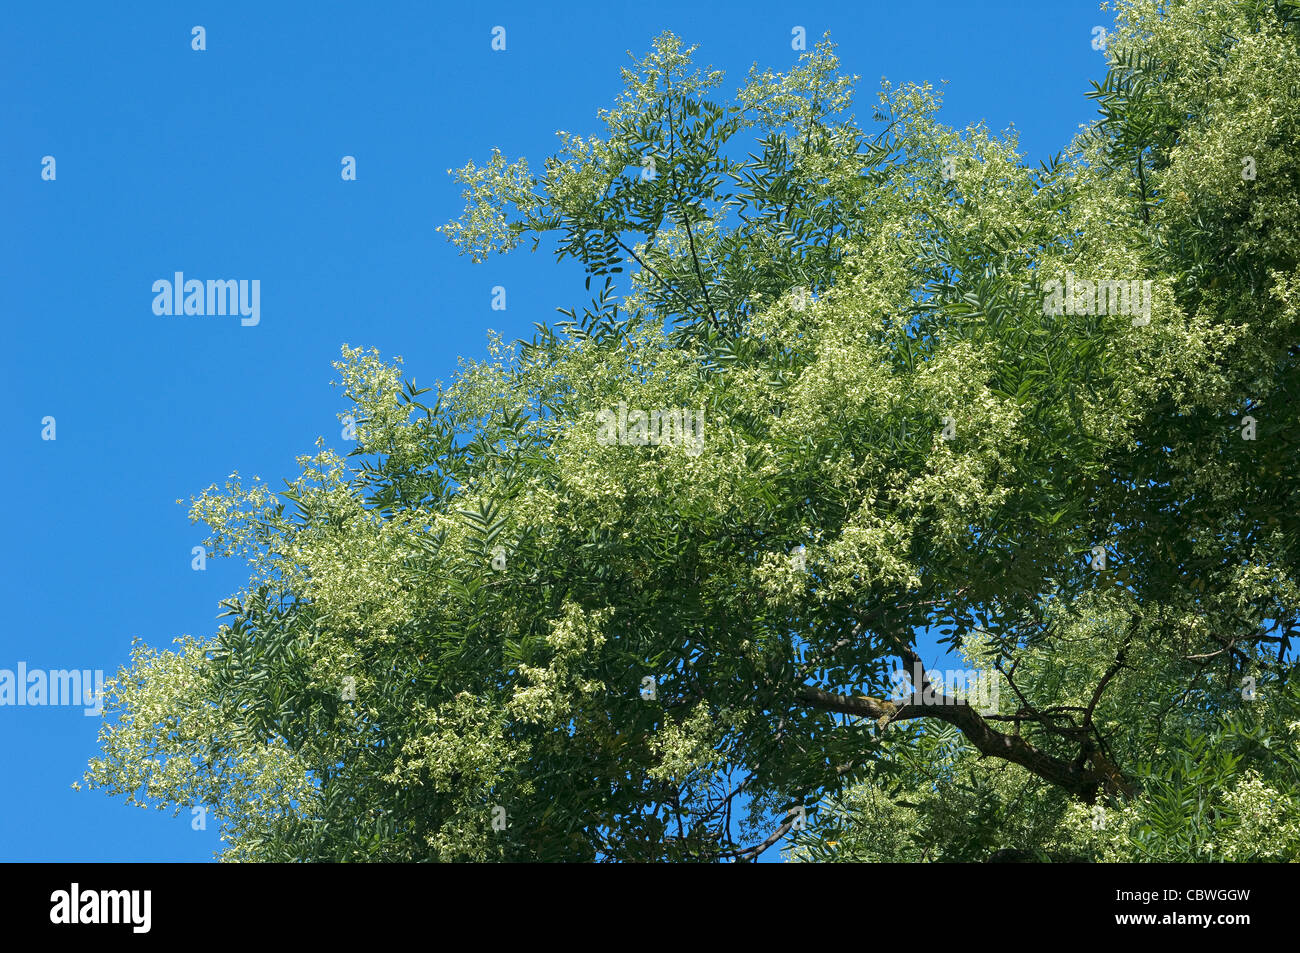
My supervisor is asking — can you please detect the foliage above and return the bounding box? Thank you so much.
[85,0,1300,861]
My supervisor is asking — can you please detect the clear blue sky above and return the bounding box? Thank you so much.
[1,0,1111,861]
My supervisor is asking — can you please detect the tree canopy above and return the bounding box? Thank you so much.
[86,0,1300,861]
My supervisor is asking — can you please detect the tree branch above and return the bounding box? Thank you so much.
[664,68,720,329]
[795,682,1113,801]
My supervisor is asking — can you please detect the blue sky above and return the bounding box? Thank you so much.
[1,0,1112,861]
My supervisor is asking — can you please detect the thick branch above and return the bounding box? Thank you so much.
[795,682,1113,802]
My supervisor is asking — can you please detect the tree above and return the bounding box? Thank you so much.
[86,0,1300,861]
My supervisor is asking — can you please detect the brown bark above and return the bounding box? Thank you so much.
[795,681,1119,802]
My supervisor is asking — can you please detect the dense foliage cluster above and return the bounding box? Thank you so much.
[86,0,1300,861]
